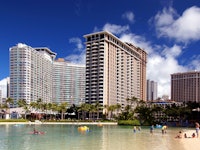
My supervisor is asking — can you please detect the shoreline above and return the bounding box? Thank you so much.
[0,121,118,125]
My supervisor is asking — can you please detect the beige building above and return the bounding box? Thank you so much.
[171,71,200,102]
[84,31,147,110]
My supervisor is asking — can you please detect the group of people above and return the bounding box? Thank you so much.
[133,126,141,133]
[175,122,200,139]
[149,125,167,134]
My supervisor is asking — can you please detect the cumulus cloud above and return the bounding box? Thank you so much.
[147,45,186,97]
[69,37,83,51]
[65,52,85,64]
[122,11,135,23]
[153,6,200,43]
[161,44,182,58]
[187,55,200,70]
[103,23,130,35]
[65,37,85,64]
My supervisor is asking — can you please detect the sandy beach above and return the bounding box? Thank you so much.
[178,130,200,150]
[180,138,200,150]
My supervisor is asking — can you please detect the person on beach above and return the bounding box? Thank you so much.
[162,125,167,134]
[195,122,199,138]
[192,133,196,138]
[175,131,182,138]
[133,126,137,133]
[150,125,154,134]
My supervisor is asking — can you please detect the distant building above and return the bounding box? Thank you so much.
[84,31,147,110]
[0,77,10,99]
[53,58,85,105]
[171,71,200,102]
[9,43,56,107]
[146,80,157,101]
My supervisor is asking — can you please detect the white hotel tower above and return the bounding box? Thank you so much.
[53,58,85,105]
[9,43,56,107]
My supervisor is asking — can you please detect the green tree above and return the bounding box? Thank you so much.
[78,103,90,120]
[108,105,117,119]
[94,102,102,120]
[5,97,14,116]
[58,102,68,120]
[17,99,30,119]
[135,105,155,125]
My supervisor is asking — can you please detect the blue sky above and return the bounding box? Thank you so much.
[0,0,200,97]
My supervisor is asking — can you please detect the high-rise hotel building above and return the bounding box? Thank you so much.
[53,58,85,105]
[9,43,56,107]
[171,71,200,102]
[84,31,147,109]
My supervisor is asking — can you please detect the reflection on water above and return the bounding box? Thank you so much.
[0,124,186,150]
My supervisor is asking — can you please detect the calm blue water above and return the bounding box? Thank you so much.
[0,124,186,150]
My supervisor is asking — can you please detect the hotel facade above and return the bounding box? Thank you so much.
[9,43,56,107]
[84,31,147,109]
[53,58,85,105]
[171,71,200,102]
[9,43,86,107]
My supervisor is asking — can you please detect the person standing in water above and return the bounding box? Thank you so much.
[195,122,199,138]
[133,126,137,133]
[150,125,154,134]
[162,125,167,134]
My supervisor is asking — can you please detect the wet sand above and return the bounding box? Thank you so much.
[180,137,200,150]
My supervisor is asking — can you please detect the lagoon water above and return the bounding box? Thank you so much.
[0,124,187,150]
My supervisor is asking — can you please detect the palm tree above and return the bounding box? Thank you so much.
[5,97,14,118]
[103,104,109,119]
[51,103,59,120]
[94,102,102,120]
[115,103,121,117]
[108,105,117,119]
[88,104,96,120]
[78,103,90,120]
[58,102,68,120]
[30,101,39,120]
[17,99,30,119]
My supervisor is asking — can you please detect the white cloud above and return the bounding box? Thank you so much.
[147,45,186,97]
[122,11,135,23]
[66,37,85,64]
[65,52,85,64]
[154,7,177,27]
[154,6,200,42]
[103,23,130,35]
[69,37,83,51]
[187,55,200,70]
[162,44,182,58]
